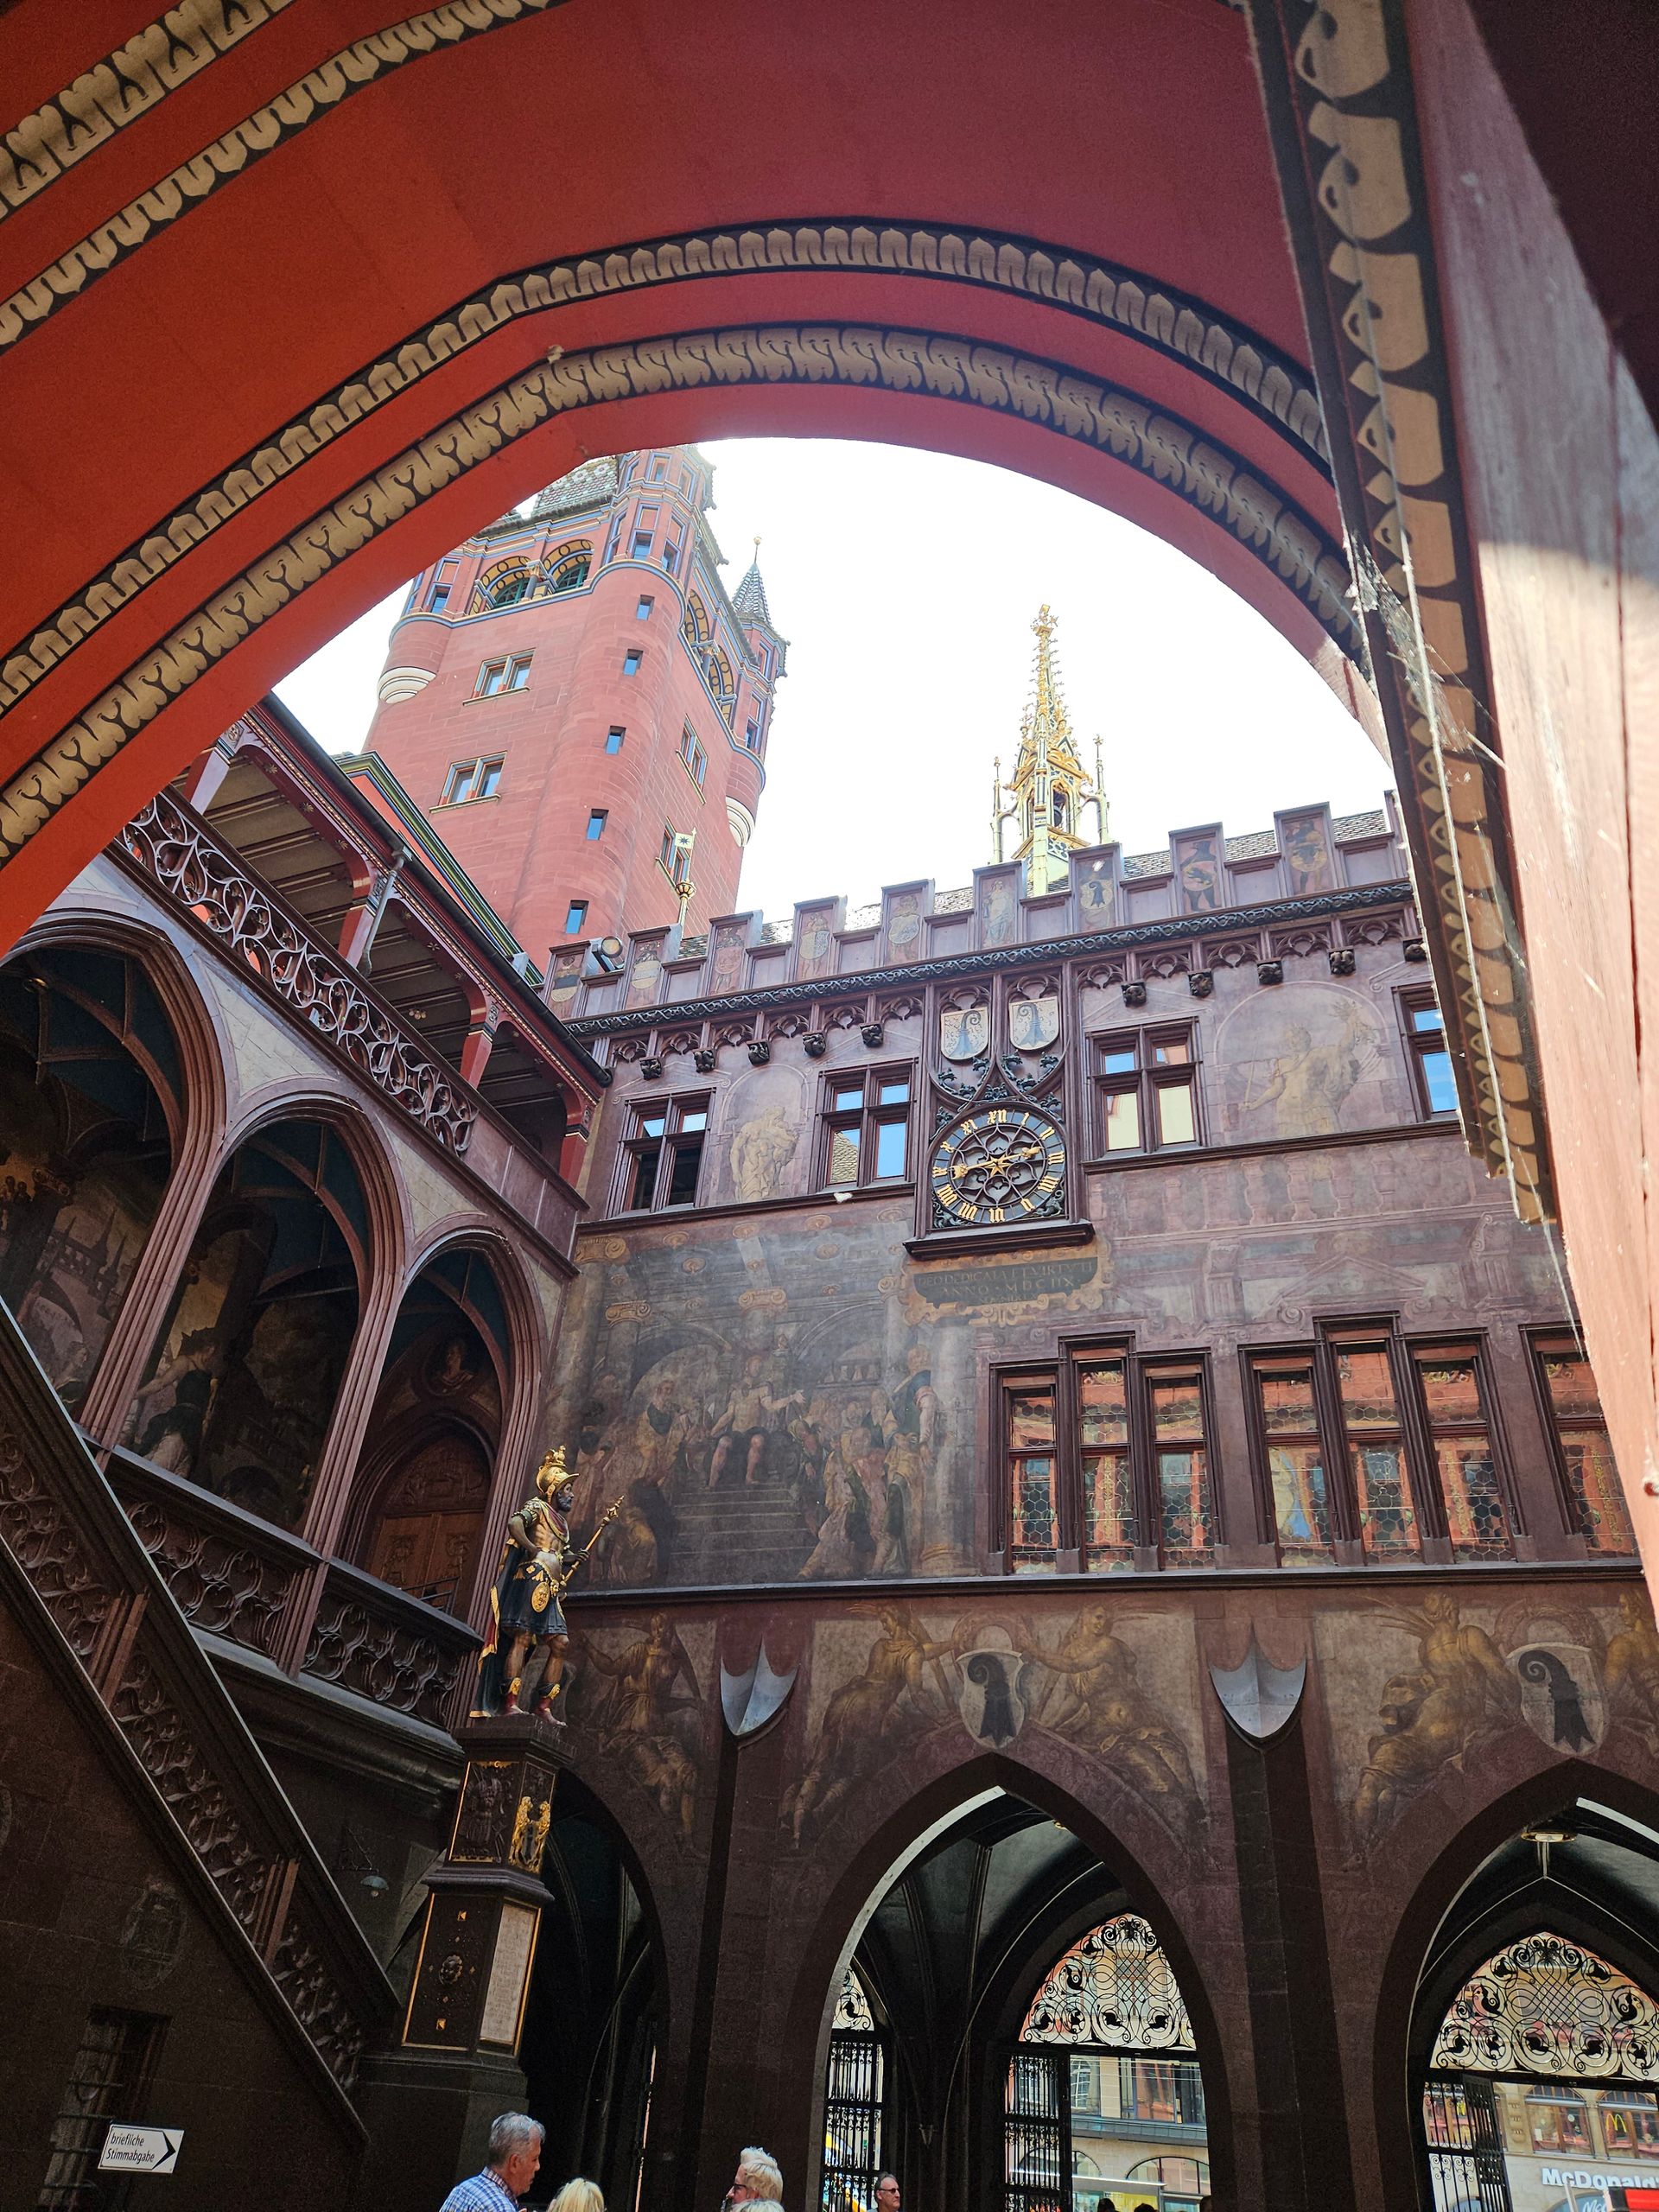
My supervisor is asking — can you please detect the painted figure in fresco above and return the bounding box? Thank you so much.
[1243,1003,1373,1137]
[983,880,1017,946]
[1350,1594,1521,1855]
[594,1375,690,1580]
[474,1449,580,1719]
[130,1325,226,1472]
[798,911,833,976]
[887,894,921,959]
[1178,836,1222,912]
[585,1612,702,1835]
[1605,1592,1659,1750]
[1035,1608,1200,1825]
[709,1352,802,1488]
[729,1105,800,1204]
[791,1610,954,1839]
[889,1342,939,1452]
[1281,815,1332,896]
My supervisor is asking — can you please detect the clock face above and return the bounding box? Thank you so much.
[931,1105,1066,1228]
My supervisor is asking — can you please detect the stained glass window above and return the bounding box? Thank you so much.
[1078,1359,1134,1571]
[1534,1338,1634,1555]
[1413,1347,1511,1560]
[1252,1353,1333,1565]
[1149,1368,1212,1568]
[1332,1337,1421,1560]
[1007,1382,1058,1573]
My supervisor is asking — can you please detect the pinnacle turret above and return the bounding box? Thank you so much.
[991,605,1105,891]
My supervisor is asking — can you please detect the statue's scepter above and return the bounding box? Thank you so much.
[555,1497,624,1592]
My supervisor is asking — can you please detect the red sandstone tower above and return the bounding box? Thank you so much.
[355,448,785,961]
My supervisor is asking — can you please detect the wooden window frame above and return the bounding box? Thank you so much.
[440,754,504,807]
[1241,1320,1521,1563]
[1523,1325,1634,1554]
[613,1093,710,1215]
[1397,983,1458,1120]
[1090,1022,1202,1158]
[991,1338,1219,1572]
[474,652,531,699]
[817,1064,915,1190]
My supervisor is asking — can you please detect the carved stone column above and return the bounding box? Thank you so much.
[357,1714,565,2202]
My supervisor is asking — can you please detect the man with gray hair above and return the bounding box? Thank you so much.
[727,2145,784,2203]
[439,2112,544,2209]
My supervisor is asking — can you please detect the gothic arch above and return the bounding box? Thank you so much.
[779,1749,1236,2212]
[1372,1761,1659,2212]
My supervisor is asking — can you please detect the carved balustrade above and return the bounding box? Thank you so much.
[119,789,480,1155]
[107,1451,313,1661]
[302,1559,480,1733]
[0,1321,391,2101]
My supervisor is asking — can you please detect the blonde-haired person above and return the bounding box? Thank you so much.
[550,2183,604,2212]
[728,2147,784,2204]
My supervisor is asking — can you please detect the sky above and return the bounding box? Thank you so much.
[274,437,1390,923]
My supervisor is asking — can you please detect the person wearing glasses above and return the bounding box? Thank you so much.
[725,2147,784,2206]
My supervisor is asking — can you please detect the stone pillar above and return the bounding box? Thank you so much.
[358,1715,566,2208]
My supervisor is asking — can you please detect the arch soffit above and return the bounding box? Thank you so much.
[213,1089,409,1297]
[0,314,1359,924]
[403,1222,547,1409]
[11,904,229,1172]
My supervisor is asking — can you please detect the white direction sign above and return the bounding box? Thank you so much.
[99,2126,183,2174]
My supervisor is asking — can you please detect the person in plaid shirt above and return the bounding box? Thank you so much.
[440,2113,543,2210]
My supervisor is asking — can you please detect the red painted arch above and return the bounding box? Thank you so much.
[0,0,1346,944]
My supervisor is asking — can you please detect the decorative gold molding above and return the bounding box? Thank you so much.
[0,220,1327,720]
[0,0,563,352]
[0,323,1358,865]
[0,0,299,219]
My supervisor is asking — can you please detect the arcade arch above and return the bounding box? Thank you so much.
[813,1788,1217,2212]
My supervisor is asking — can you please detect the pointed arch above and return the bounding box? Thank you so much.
[1020,1915,1196,2050]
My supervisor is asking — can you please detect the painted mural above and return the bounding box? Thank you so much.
[1217,982,1390,1139]
[565,1614,714,1838]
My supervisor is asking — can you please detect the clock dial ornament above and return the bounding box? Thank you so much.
[931,1105,1067,1229]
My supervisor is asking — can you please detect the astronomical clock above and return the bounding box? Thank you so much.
[929,1103,1068,1232]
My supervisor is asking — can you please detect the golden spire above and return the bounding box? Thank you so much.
[991,605,1103,893]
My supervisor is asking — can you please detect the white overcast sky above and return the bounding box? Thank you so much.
[276,438,1389,922]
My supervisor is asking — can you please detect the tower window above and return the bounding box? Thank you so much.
[427,559,457,613]
[1401,987,1456,1117]
[586,810,607,840]
[441,755,504,806]
[623,650,643,676]
[680,726,708,791]
[549,551,591,593]
[486,569,530,608]
[1052,785,1069,829]
[564,900,588,936]
[649,454,668,483]
[605,727,626,754]
[617,1095,709,1213]
[636,595,654,620]
[663,537,680,573]
[631,527,654,559]
[476,654,531,697]
[660,825,692,886]
[745,718,761,753]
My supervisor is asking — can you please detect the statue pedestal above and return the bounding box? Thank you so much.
[359,1717,571,2207]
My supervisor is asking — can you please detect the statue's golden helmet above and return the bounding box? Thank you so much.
[536,1446,578,1503]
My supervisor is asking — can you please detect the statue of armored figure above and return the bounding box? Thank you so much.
[474,1448,580,1720]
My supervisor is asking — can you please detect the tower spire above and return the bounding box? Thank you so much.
[733,537,774,626]
[992,605,1103,892]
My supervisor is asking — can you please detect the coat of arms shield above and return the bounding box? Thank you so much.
[957,1641,1027,1745]
[941,1007,989,1063]
[1510,1643,1605,1753]
[1009,997,1061,1052]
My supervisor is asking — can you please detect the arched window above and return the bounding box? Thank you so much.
[125,1119,368,1530]
[1052,785,1070,830]
[547,543,592,593]
[0,946,183,1409]
[706,646,736,721]
[475,557,532,611]
[1424,1934,1659,2212]
[682,593,711,649]
[351,1246,512,1611]
[1008,1917,1205,2212]
[823,1968,887,2212]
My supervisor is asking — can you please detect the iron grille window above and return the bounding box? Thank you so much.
[820,1068,912,1188]
[1421,2076,1510,2212]
[1529,1332,1634,1554]
[822,2030,885,2212]
[1402,986,1458,1117]
[1005,2049,1068,2212]
[440,755,504,806]
[617,1096,709,1213]
[998,1348,1217,1572]
[1092,1025,1200,1154]
[1246,1327,1518,1563]
[38,2007,166,2210]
